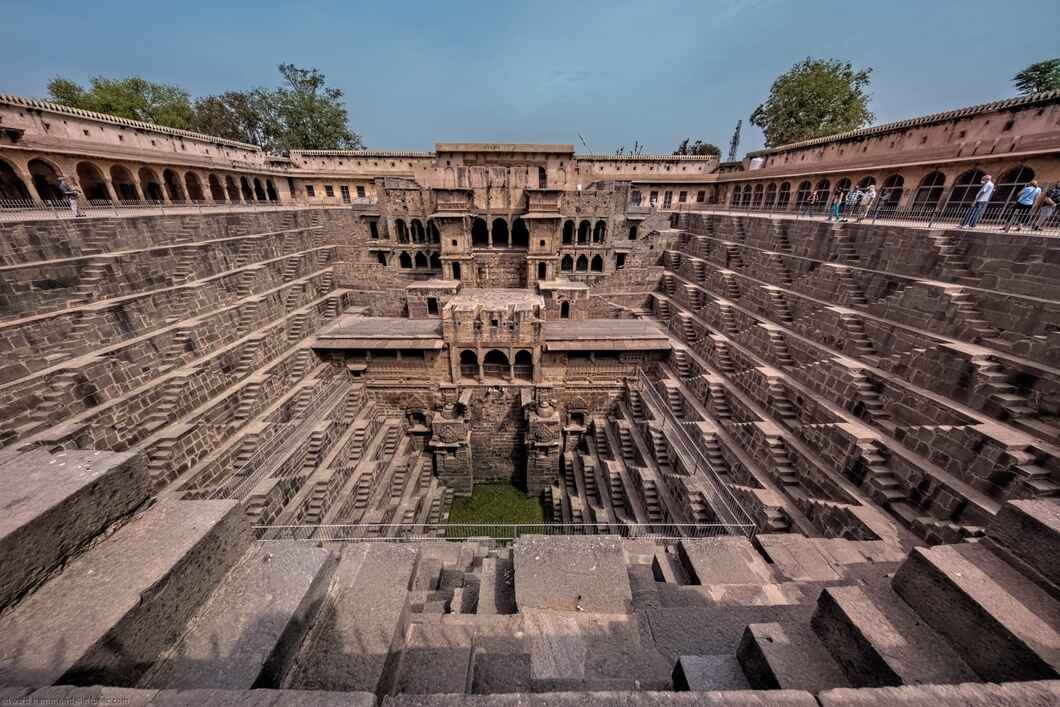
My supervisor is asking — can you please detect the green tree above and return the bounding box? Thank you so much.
[271,64,362,150]
[1012,58,1060,95]
[750,58,873,148]
[193,89,278,147]
[47,76,196,129]
[673,138,721,157]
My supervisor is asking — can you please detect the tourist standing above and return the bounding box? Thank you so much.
[1003,180,1041,232]
[1032,183,1060,231]
[856,184,877,222]
[842,186,861,222]
[959,175,994,229]
[801,189,819,216]
[57,176,82,218]
[828,186,845,221]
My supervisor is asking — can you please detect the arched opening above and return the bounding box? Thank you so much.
[0,159,30,200]
[590,255,604,272]
[471,218,489,247]
[184,172,205,202]
[163,169,185,202]
[857,176,876,189]
[376,252,387,266]
[253,178,266,201]
[742,185,754,206]
[430,252,442,270]
[240,176,254,201]
[628,224,638,240]
[576,255,588,272]
[399,252,413,268]
[912,171,946,212]
[428,221,440,243]
[560,301,571,319]
[729,187,741,206]
[491,218,509,247]
[991,165,1035,208]
[411,219,426,243]
[225,175,240,201]
[561,255,573,272]
[537,262,547,280]
[765,183,778,207]
[593,220,606,242]
[206,174,225,201]
[28,159,64,201]
[562,220,575,244]
[538,166,547,188]
[483,349,510,378]
[265,179,278,201]
[395,219,409,243]
[879,174,904,212]
[139,167,164,201]
[511,218,529,248]
[109,165,137,200]
[777,182,791,208]
[451,262,462,280]
[835,178,852,193]
[577,220,590,244]
[945,169,986,213]
[814,179,830,202]
[751,184,764,207]
[513,350,533,380]
[414,252,429,268]
[459,350,479,379]
[794,181,812,206]
[76,162,110,201]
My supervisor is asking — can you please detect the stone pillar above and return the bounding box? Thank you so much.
[431,402,474,496]
[129,174,145,201]
[526,400,561,494]
[17,165,41,202]
[102,178,119,203]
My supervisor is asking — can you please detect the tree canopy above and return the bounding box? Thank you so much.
[673,139,721,157]
[47,64,362,151]
[1012,58,1060,95]
[750,58,874,148]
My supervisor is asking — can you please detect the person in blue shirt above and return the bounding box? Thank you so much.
[1003,180,1042,232]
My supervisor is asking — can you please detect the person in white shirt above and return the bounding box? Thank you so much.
[959,175,994,228]
[856,184,877,222]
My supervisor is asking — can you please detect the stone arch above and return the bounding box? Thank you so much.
[411,219,426,243]
[513,349,533,380]
[491,218,509,247]
[913,171,946,211]
[483,349,509,376]
[459,349,479,377]
[814,179,830,201]
[28,158,65,201]
[399,252,413,268]
[253,178,267,201]
[472,217,489,247]
[560,300,571,319]
[879,174,904,209]
[562,220,575,244]
[794,180,812,205]
[751,184,764,207]
[265,179,278,201]
[395,219,409,243]
[414,251,429,268]
[764,183,778,206]
[729,186,741,206]
[225,175,240,201]
[0,158,30,200]
[430,252,442,270]
[593,220,606,242]
[208,174,225,201]
[428,221,440,243]
[741,185,753,206]
[139,167,164,201]
[590,254,604,272]
[74,161,109,201]
[511,218,529,248]
[835,177,852,193]
[184,172,205,201]
[777,182,791,207]
[561,254,573,272]
[857,175,876,189]
[577,220,590,244]
[991,165,1035,207]
[576,255,588,271]
[109,165,138,200]
[946,168,986,212]
[163,168,185,201]
[240,176,254,201]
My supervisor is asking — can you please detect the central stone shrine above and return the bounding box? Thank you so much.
[312,283,671,495]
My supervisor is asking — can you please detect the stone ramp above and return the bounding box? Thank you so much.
[513,535,633,614]
[737,622,850,691]
[283,543,418,693]
[0,447,149,611]
[141,542,338,689]
[679,537,776,585]
[0,499,247,687]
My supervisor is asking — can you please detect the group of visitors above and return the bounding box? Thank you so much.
[958,175,1059,232]
[824,184,878,223]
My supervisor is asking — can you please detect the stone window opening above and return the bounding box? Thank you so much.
[452,262,462,280]
[663,191,673,208]
[590,255,604,272]
[577,220,590,245]
[472,218,489,248]
[376,252,387,266]
[325,185,335,197]
[491,218,509,247]
[340,185,351,203]
[561,255,573,272]
[427,297,439,315]
[616,253,627,270]
[576,255,588,272]
[399,252,413,268]
[562,220,575,244]
[560,301,570,319]
[369,221,380,239]
[306,184,316,198]
[628,225,638,240]
[356,185,366,198]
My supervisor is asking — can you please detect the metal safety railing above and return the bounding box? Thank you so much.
[0,198,358,221]
[668,199,1060,236]
[252,521,750,543]
[635,369,756,533]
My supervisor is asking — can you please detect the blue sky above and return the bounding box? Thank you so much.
[1,0,1056,154]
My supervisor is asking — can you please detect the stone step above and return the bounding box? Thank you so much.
[984,499,1060,589]
[0,448,150,613]
[811,584,977,687]
[892,542,1060,681]
[737,622,850,691]
[141,542,337,689]
[0,499,247,687]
